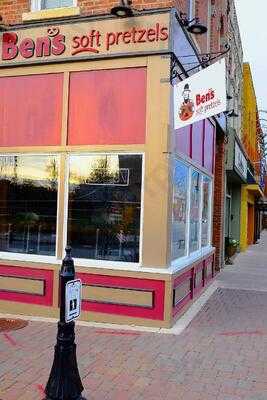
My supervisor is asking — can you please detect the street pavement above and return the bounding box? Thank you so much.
[2,233,267,399]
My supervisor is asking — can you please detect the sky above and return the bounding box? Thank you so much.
[235,1,267,112]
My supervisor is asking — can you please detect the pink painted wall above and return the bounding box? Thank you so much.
[173,119,215,174]
[68,67,147,145]
[0,74,63,147]
[191,120,204,165]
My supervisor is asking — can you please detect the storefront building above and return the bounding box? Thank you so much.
[0,8,217,328]
[225,131,247,251]
[221,0,243,261]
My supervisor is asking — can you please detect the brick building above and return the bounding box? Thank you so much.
[0,0,236,327]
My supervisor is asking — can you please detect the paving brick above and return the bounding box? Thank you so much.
[2,235,267,398]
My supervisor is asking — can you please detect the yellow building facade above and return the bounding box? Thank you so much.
[240,63,263,251]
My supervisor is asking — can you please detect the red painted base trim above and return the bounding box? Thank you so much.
[172,254,215,318]
[0,265,54,306]
[77,273,165,320]
[194,261,205,296]
[172,269,193,317]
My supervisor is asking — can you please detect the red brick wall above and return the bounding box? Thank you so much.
[194,0,228,54]
[0,0,188,25]
[0,0,29,25]
[0,0,229,56]
[212,134,225,271]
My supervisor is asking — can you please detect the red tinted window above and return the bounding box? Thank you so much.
[203,119,215,173]
[68,68,147,145]
[174,125,191,157]
[191,120,204,166]
[0,74,63,147]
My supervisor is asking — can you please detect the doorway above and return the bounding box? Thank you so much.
[247,203,255,246]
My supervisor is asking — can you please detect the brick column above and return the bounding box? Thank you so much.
[212,133,225,272]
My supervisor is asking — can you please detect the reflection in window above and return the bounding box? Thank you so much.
[0,155,58,256]
[189,170,200,253]
[171,160,188,260]
[41,0,73,9]
[202,177,211,247]
[67,154,142,262]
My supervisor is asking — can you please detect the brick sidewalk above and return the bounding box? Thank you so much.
[2,234,267,400]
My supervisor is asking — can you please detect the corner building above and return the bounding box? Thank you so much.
[0,2,219,328]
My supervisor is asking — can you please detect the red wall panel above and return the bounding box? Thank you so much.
[0,74,63,147]
[77,273,165,320]
[203,119,215,173]
[68,68,147,145]
[0,265,54,306]
[174,118,215,175]
[191,120,204,166]
[174,125,190,156]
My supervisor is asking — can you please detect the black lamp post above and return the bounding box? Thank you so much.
[44,247,86,400]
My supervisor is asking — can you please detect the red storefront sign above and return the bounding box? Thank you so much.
[0,13,170,65]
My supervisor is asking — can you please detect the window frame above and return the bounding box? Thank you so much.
[0,153,61,264]
[63,152,145,268]
[171,155,214,269]
[201,175,213,248]
[31,0,77,11]
[0,152,145,267]
[189,168,202,254]
[171,159,189,261]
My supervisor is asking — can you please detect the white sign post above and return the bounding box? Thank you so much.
[65,279,82,323]
[173,59,227,129]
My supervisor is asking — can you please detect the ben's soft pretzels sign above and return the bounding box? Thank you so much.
[173,59,227,129]
[0,13,170,66]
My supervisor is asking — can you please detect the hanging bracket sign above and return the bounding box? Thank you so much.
[65,279,82,323]
[173,59,227,129]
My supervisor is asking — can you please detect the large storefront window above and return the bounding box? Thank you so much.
[171,158,213,263]
[202,177,211,247]
[189,170,201,253]
[171,160,188,260]
[0,155,58,256]
[67,154,142,262]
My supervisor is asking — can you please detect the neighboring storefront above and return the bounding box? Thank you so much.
[225,133,247,252]
[240,63,265,251]
[0,9,217,328]
[240,178,263,251]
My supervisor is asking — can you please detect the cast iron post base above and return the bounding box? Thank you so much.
[44,321,86,400]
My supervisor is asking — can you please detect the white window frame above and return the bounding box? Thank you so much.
[189,168,201,255]
[201,175,213,248]
[0,153,60,264]
[0,152,144,268]
[171,159,190,261]
[171,155,214,269]
[31,0,77,11]
[63,152,145,269]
